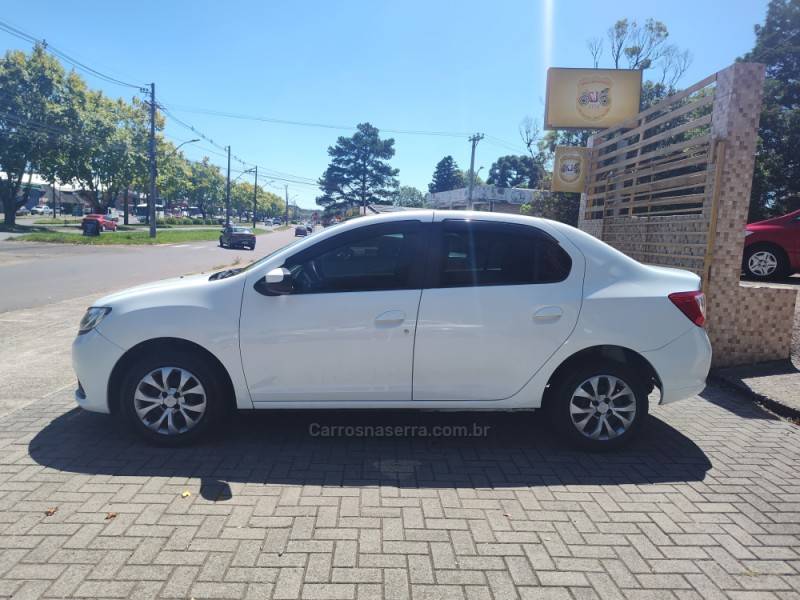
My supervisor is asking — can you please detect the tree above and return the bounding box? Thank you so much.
[428,156,464,193]
[593,18,692,109]
[187,157,225,219]
[0,45,67,227]
[393,185,424,207]
[742,0,800,220]
[487,155,541,189]
[316,122,399,213]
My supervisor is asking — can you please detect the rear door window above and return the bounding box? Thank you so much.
[430,220,572,287]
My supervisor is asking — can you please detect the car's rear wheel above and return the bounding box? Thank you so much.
[118,350,224,446]
[549,361,648,451]
[743,244,788,280]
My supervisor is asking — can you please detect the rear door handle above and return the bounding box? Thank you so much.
[375,310,406,328]
[533,306,563,323]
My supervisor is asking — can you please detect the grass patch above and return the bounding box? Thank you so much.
[12,227,270,245]
[32,217,83,224]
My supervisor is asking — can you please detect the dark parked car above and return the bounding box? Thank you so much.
[295,225,308,237]
[219,226,256,250]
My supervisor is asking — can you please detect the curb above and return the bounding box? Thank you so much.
[709,370,800,422]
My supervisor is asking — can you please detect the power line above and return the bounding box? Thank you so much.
[0,19,146,91]
[163,104,475,138]
[164,103,529,152]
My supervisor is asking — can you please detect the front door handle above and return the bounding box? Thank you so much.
[533,306,563,323]
[375,310,406,328]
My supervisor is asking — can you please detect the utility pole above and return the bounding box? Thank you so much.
[225,146,232,225]
[148,83,157,238]
[466,133,484,210]
[251,165,258,229]
[284,184,289,224]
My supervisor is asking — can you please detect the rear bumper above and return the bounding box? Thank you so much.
[642,326,712,404]
[71,329,125,414]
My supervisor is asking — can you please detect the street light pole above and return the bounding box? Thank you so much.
[148,83,157,238]
[225,146,232,225]
[284,184,289,225]
[252,165,258,229]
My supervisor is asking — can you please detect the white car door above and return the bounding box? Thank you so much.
[240,219,428,403]
[412,218,584,401]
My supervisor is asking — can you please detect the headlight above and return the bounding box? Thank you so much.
[78,307,111,335]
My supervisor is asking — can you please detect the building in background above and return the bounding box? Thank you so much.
[425,184,550,214]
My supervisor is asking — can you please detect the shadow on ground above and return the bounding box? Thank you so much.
[29,408,711,501]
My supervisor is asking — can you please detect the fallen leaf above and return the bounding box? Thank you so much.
[44,507,57,517]
[105,512,117,520]
[181,491,191,498]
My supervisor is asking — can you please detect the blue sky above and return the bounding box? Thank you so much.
[1,0,768,208]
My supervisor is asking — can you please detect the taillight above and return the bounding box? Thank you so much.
[668,291,706,327]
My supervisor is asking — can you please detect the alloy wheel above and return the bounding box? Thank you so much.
[133,367,207,436]
[569,375,637,441]
[748,251,778,277]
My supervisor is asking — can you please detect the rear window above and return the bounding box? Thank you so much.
[433,221,572,287]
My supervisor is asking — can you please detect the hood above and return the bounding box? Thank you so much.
[93,273,213,307]
[747,208,800,229]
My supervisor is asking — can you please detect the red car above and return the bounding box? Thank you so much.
[743,208,800,280]
[81,214,118,232]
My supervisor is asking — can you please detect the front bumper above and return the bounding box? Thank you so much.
[642,326,712,404]
[71,329,126,414]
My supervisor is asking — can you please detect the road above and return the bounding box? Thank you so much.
[0,226,298,312]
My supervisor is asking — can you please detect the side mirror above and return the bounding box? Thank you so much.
[255,267,293,296]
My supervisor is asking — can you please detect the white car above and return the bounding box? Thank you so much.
[73,211,711,449]
[30,205,53,216]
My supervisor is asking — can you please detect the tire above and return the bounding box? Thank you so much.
[743,244,788,280]
[117,349,225,446]
[549,360,648,451]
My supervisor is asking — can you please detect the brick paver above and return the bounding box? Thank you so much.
[0,385,798,599]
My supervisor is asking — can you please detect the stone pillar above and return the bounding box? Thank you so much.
[704,63,797,366]
[578,136,603,238]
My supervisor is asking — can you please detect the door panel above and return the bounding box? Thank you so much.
[412,220,584,401]
[240,220,427,402]
[240,290,421,402]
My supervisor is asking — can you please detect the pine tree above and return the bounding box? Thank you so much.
[428,156,464,193]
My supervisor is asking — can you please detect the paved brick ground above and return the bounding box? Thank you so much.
[0,385,798,599]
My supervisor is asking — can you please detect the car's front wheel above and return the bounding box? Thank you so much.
[549,361,648,451]
[118,349,224,445]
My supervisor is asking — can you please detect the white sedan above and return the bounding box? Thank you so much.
[73,211,711,450]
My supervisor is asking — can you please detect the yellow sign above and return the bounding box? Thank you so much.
[552,146,589,193]
[545,68,642,130]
